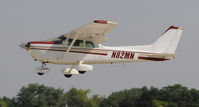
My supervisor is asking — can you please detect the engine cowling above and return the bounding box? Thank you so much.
[35,67,50,75]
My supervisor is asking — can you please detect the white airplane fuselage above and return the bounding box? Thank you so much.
[26,43,168,66]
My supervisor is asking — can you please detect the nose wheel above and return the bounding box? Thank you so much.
[35,62,50,76]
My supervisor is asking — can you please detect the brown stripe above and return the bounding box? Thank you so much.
[138,56,169,61]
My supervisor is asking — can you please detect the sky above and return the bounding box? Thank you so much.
[0,0,199,97]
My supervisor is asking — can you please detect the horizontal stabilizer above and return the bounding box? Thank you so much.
[147,53,177,59]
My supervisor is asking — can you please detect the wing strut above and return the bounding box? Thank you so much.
[62,34,79,60]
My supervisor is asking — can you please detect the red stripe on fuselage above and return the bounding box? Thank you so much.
[29,41,55,44]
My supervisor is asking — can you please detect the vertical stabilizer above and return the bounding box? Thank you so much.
[151,26,184,53]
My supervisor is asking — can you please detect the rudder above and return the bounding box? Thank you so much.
[151,26,184,53]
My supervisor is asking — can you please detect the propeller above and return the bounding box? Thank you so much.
[19,42,30,49]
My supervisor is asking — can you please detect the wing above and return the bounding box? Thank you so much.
[62,20,118,44]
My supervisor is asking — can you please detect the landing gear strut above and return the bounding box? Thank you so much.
[42,62,46,67]
[35,62,50,76]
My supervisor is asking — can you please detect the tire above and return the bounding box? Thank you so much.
[37,72,44,76]
[64,74,72,78]
[78,71,86,74]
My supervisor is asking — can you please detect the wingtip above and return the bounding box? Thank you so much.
[93,20,118,24]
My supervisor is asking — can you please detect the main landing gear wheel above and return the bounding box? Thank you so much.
[78,71,86,74]
[37,72,44,76]
[64,74,72,78]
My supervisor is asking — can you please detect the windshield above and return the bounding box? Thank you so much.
[52,35,67,44]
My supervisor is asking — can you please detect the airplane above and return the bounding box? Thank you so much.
[19,20,184,78]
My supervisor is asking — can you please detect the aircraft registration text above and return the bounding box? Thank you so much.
[111,51,135,59]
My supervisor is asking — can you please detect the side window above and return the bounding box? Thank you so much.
[67,39,73,46]
[85,41,95,48]
[74,40,83,47]
[67,39,83,47]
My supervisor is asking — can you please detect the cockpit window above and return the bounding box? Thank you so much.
[53,35,67,44]
[67,39,83,47]
[67,39,73,46]
[85,41,95,48]
[74,40,83,47]
[67,39,97,48]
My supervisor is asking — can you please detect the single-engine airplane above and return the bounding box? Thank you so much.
[20,20,184,78]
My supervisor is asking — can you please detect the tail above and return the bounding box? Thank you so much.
[151,26,184,53]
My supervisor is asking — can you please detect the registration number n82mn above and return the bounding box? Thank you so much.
[111,51,135,59]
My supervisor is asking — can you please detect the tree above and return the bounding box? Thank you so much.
[152,99,168,107]
[159,84,192,107]
[100,88,142,107]
[2,83,199,107]
[64,88,90,107]
[0,97,11,107]
[15,83,66,107]
[119,88,142,107]
[190,89,199,107]
[88,95,103,107]
[137,86,152,107]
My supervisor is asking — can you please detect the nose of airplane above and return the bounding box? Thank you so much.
[19,42,29,49]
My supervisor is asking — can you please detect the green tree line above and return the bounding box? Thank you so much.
[1,83,199,107]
